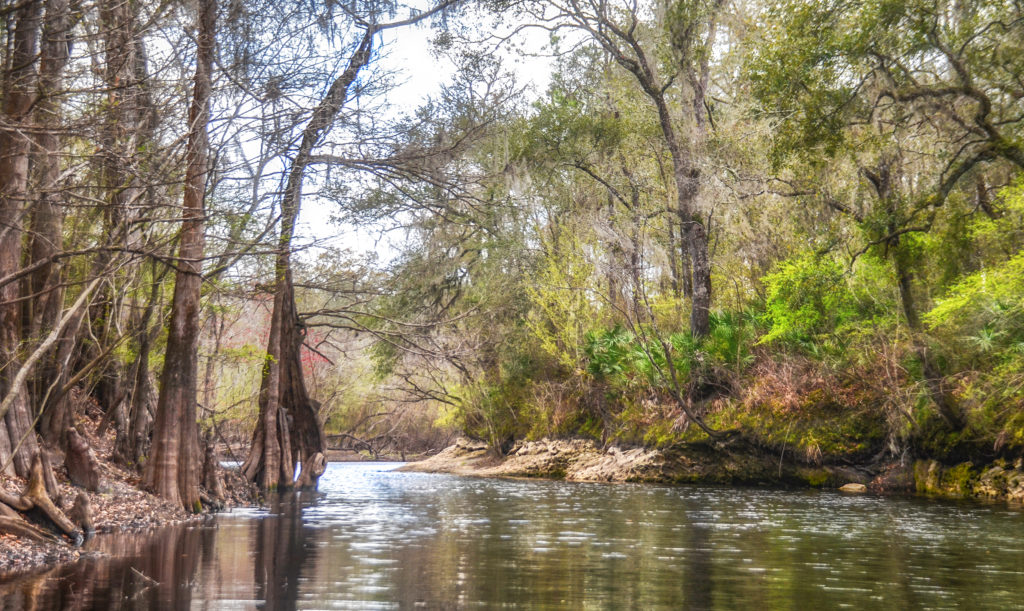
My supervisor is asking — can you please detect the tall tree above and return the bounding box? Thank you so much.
[28,0,78,449]
[515,48,727,437]
[98,0,162,467]
[520,0,724,338]
[0,0,44,477]
[143,0,217,510]
[241,0,460,490]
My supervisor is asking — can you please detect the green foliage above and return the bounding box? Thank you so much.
[747,0,1024,166]
[525,227,599,372]
[759,253,857,345]
[969,181,1024,260]
[579,311,758,408]
[583,325,635,380]
[524,85,629,165]
[704,310,759,371]
[665,0,723,68]
[450,350,542,449]
[912,179,1024,454]
[925,250,1024,369]
[244,0,1024,469]
[745,0,867,164]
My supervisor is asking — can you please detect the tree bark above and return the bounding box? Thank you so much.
[68,491,94,536]
[649,65,711,338]
[0,514,58,543]
[201,432,225,502]
[115,262,164,467]
[77,0,158,437]
[65,427,100,491]
[0,452,82,542]
[98,0,154,235]
[567,1,718,337]
[25,0,76,450]
[143,0,216,511]
[24,452,80,540]
[242,3,456,490]
[0,0,43,478]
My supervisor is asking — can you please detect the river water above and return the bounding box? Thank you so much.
[1,461,1023,609]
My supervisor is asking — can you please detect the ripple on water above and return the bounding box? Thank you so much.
[4,462,1024,610]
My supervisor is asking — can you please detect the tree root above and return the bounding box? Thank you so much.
[0,515,58,544]
[0,452,83,546]
[295,452,326,489]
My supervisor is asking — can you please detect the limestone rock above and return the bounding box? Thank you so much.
[974,466,1006,498]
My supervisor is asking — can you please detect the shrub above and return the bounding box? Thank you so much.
[759,252,858,346]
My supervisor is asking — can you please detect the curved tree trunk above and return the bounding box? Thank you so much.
[142,0,216,511]
[242,29,379,491]
[0,453,81,542]
[241,3,455,490]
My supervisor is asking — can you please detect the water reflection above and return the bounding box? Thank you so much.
[253,493,317,609]
[1,463,1024,609]
[0,521,205,609]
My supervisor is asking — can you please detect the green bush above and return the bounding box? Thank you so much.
[583,325,636,380]
[759,253,858,346]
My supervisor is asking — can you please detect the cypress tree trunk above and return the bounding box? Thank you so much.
[241,5,455,489]
[143,0,216,511]
[242,29,379,491]
[29,0,77,449]
[0,0,43,477]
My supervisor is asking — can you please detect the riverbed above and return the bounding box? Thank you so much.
[1,462,1023,609]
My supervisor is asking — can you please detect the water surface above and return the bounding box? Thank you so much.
[1,462,1023,609]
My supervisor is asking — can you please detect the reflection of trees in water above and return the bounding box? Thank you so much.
[0,524,203,609]
[6,478,1024,609]
[252,491,319,610]
[682,522,713,610]
[0,491,322,610]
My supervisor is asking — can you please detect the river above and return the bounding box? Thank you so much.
[1,461,1023,609]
